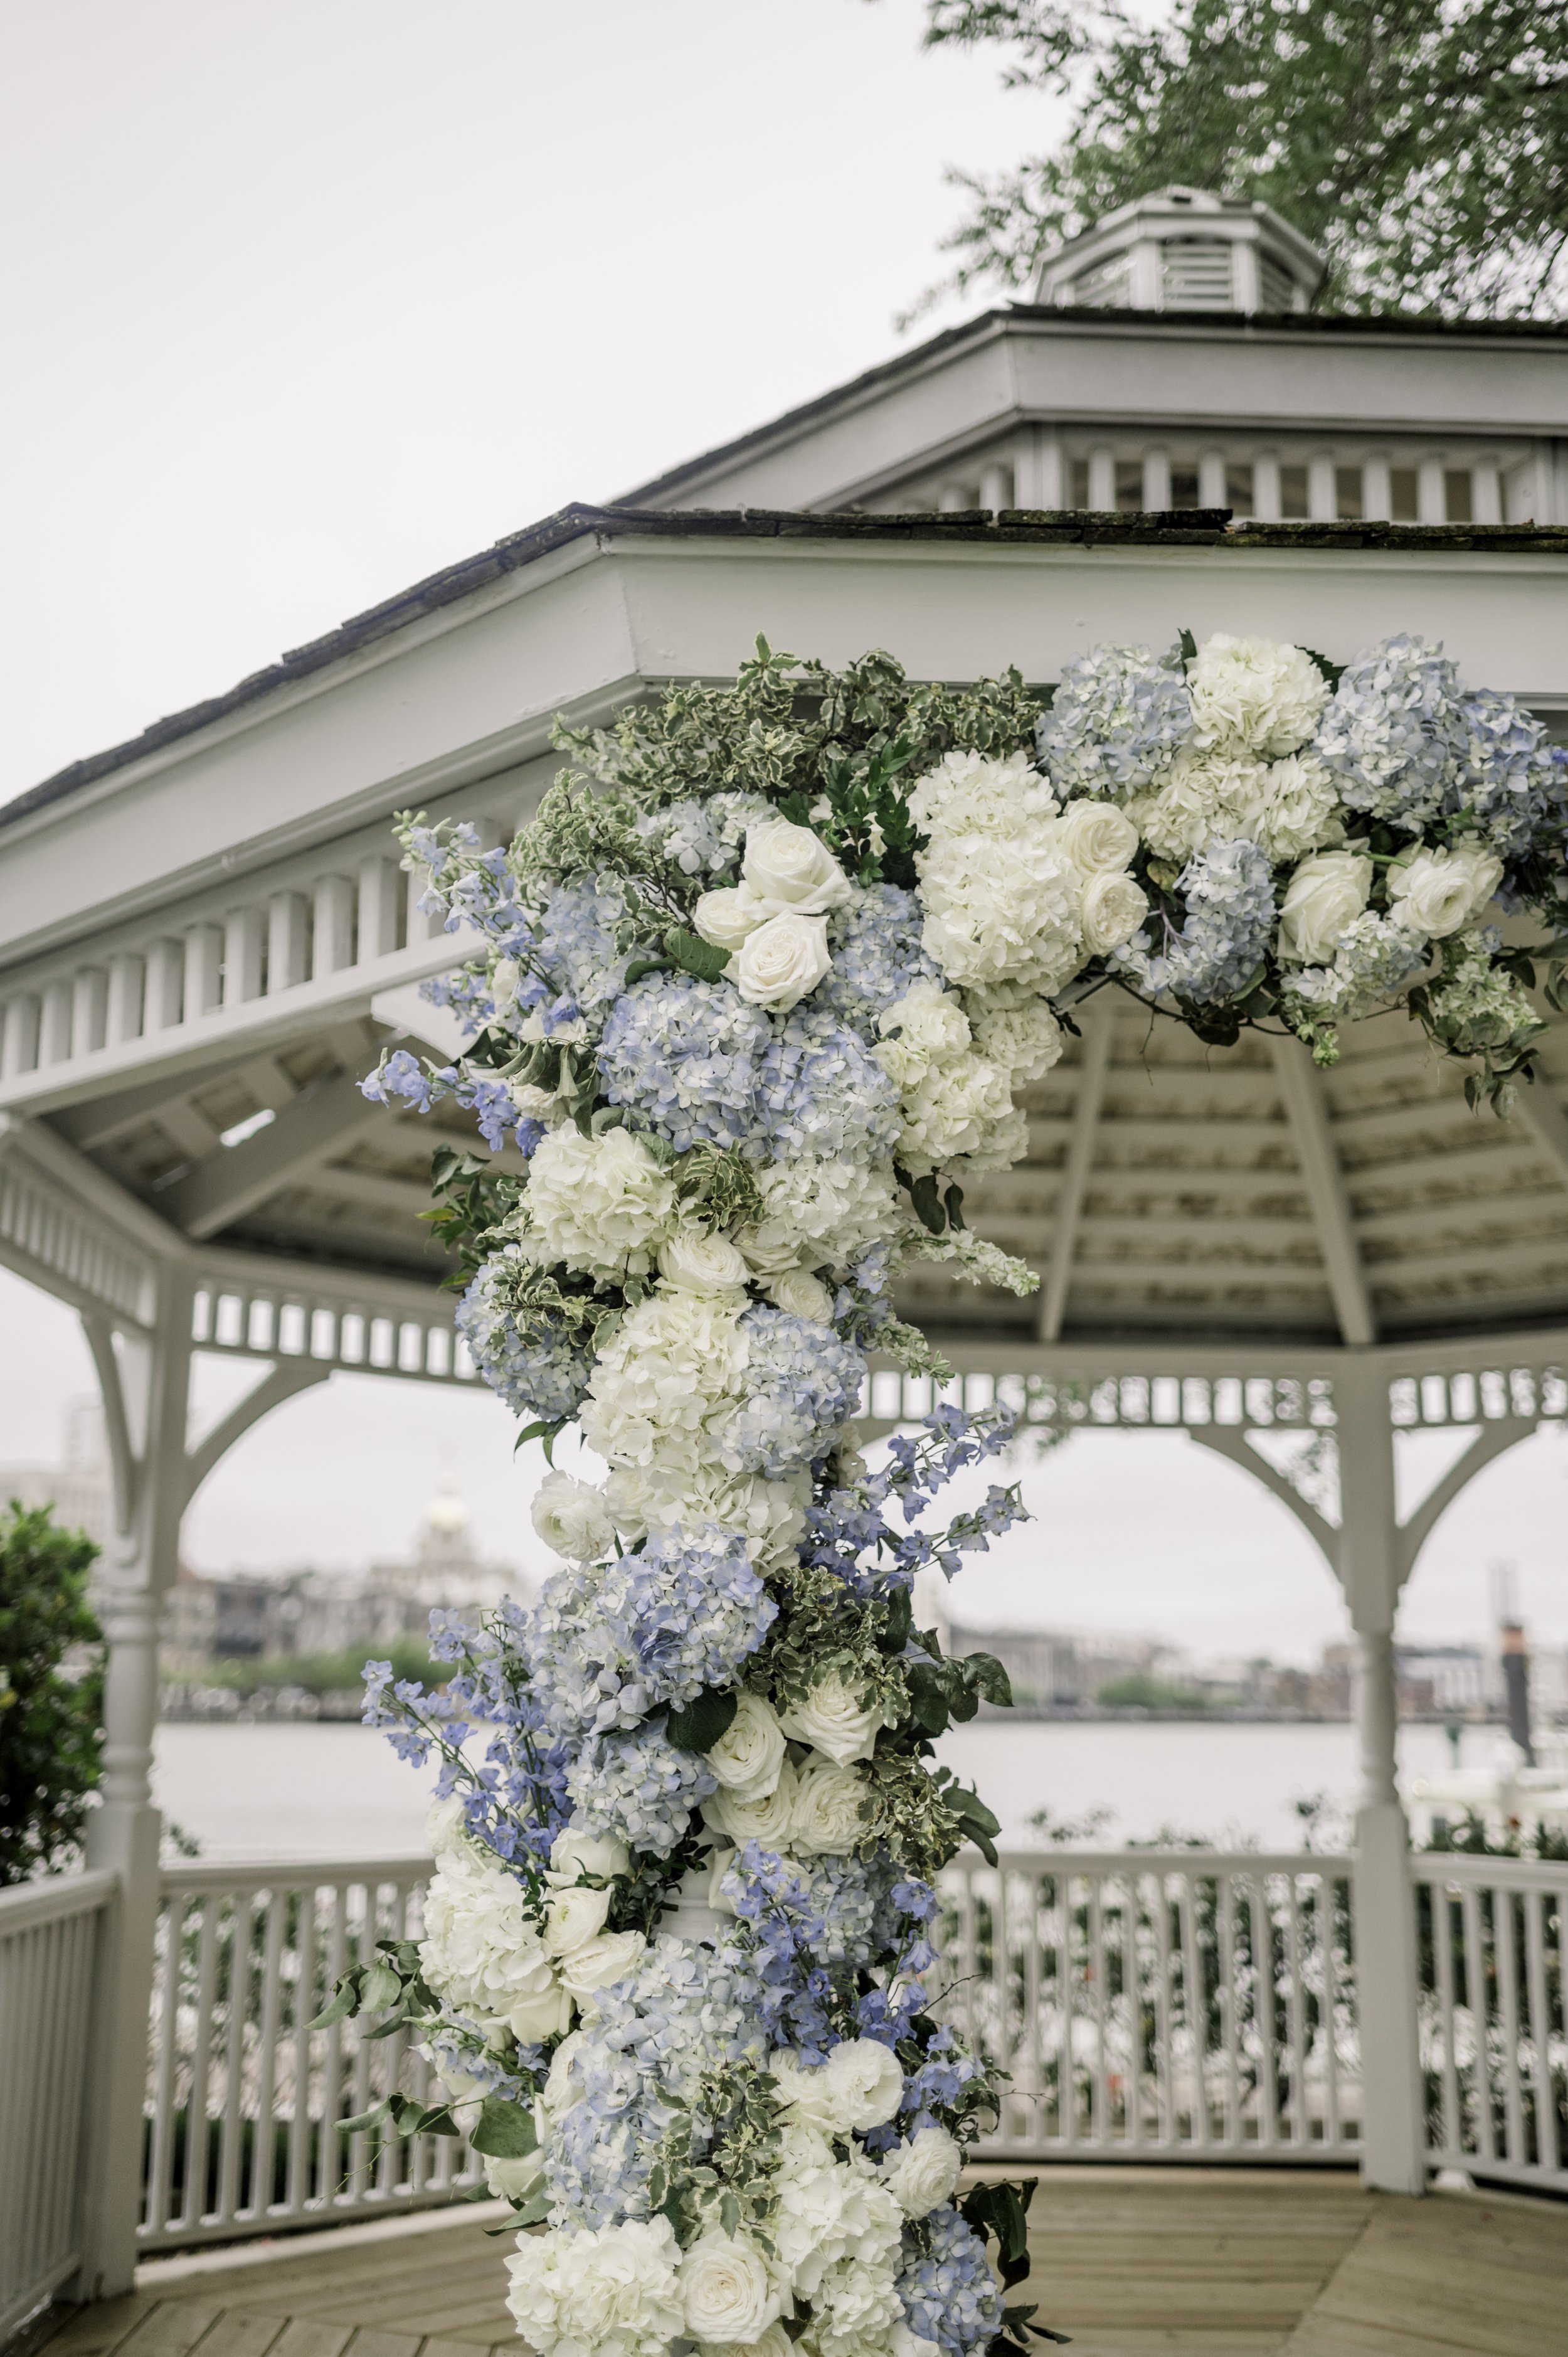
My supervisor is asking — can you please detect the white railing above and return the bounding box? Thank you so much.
[0,1870,115,2337]
[939,1850,1360,2163]
[1414,1850,1568,2195]
[141,1856,479,2250]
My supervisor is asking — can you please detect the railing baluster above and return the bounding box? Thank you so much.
[250,1886,286,2218]
[1217,1870,1241,2147]
[1150,1865,1176,2150]
[1522,1886,1556,2176]
[184,1895,221,2228]
[1281,1873,1307,2148]
[1460,1885,1494,2168]
[287,1883,318,2217]
[1432,1876,1461,2167]
[1494,1879,1525,2167]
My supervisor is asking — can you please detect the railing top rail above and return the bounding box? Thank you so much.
[951,1848,1348,1876]
[0,1866,117,1931]
[160,1853,434,1895]
[1411,1851,1568,1894]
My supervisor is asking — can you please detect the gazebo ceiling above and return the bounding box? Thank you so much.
[6,508,1568,1359]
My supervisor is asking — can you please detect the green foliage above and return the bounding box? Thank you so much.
[187,1637,443,1699]
[0,1501,103,1885]
[1095,1671,1214,1713]
[425,1145,526,1282]
[917,1,1568,320]
[647,2055,785,2251]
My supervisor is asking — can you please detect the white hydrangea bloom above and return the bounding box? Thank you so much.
[1187,634,1330,758]
[906,747,1053,836]
[580,1289,748,1487]
[605,1460,810,1570]
[876,983,1024,1176]
[524,1127,678,1281]
[735,1159,901,1276]
[504,2215,686,2357]
[1251,752,1343,862]
[965,992,1064,1085]
[418,1846,569,2043]
[918,821,1083,994]
[1131,750,1270,861]
[771,2151,903,2300]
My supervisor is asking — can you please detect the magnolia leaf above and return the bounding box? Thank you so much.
[664,928,733,984]
[470,2095,540,2158]
[967,1651,1014,1708]
[666,1686,739,1752]
[308,1974,361,2030]
[359,1961,403,2011]
[339,2097,392,2135]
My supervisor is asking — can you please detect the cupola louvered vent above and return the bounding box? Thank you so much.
[1072,255,1131,307]
[1161,238,1234,309]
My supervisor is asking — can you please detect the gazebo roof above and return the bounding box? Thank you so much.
[4,506,1568,1371]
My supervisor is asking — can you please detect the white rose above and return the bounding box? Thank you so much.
[680,2233,780,2345]
[765,1269,835,1321]
[506,1973,575,2043]
[694,881,771,952]
[743,819,854,916]
[778,1669,885,1766]
[703,2324,793,2357]
[791,1758,868,1856]
[705,1756,798,1848]
[1389,844,1504,938]
[484,2146,545,2203]
[539,2029,585,2117]
[525,1125,677,1279]
[659,1227,751,1292]
[1079,869,1148,955]
[531,1471,615,1563]
[1278,849,1374,963]
[1056,799,1138,877]
[770,2049,842,2129]
[734,912,832,1012]
[549,1825,631,1885]
[879,2128,962,2218]
[543,1881,613,1957]
[705,1691,787,1800]
[825,2037,907,2132]
[555,1929,646,1999]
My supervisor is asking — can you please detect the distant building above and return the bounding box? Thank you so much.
[0,1397,111,1547]
[942,1619,1180,1710]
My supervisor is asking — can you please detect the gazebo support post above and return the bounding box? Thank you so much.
[1335,1354,1426,2195]
[75,1272,194,2298]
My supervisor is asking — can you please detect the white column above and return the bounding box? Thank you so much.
[1128,238,1162,309]
[1308,454,1337,521]
[144,939,184,1030]
[1087,445,1116,512]
[73,969,109,1056]
[223,906,265,1005]
[105,954,145,1047]
[78,1275,195,2295]
[40,977,73,1064]
[313,875,356,975]
[1,992,40,1077]
[1471,460,1502,526]
[268,891,309,992]
[1231,235,1261,313]
[1363,454,1392,522]
[1253,451,1281,521]
[978,460,1013,514]
[1142,447,1171,511]
[1334,1355,1426,2195]
[1417,458,1446,526]
[1017,427,1064,511]
[184,922,222,1018]
[358,856,403,961]
[1198,449,1226,509]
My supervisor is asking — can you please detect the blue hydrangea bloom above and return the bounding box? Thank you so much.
[1450,689,1568,865]
[1036,642,1193,797]
[533,879,631,1024]
[1120,837,1274,1007]
[564,1721,717,1855]
[898,2208,1005,2357]
[455,1259,594,1423]
[598,975,774,1152]
[757,1006,904,1163]
[817,885,941,1038]
[722,1306,866,1477]
[633,790,773,876]
[1313,635,1464,831]
[526,1525,776,1741]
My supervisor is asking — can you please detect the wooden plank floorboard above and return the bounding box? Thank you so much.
[1282,2189,1568,2357]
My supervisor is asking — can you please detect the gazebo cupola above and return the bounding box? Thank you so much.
[1033,184,1327,314]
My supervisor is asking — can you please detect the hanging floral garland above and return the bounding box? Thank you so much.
[323,631,1565,2357]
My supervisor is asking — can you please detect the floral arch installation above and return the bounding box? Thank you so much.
[270,629,1568,2353]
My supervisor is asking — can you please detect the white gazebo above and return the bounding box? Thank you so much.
[4,505,1568,2305]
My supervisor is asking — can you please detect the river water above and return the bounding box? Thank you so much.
[151,1718,1476,1861]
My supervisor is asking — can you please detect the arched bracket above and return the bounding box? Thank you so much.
[1392,1415,1537,1583]
[183,1358,333,1504]
[1189,1424,1338,1565]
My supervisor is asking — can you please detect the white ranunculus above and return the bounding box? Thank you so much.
[1056,798,1139,877]
[778,1668,885,1766]
[1080,869,1148,956]
[525,1125,677,1280]
[765,1268,835,1321]
[505,2214,686,2357]
[658,1227,751,1293]
[484,2146,545,2203]
[543,1881,613,1957]
[825,2038,907,2133]
[694,881,771,952]
[1278,849,1374,963]
[791,1758,867,1855]
[555,1929,647,1999]
[743,819,854,916]
[680,2233,780,2345]
[531,1471,615,1563]
[704,1691,787,1800]
[879,2127,963,2218]
[549,1825,632,1885]
[1187,633,1330,757]
[734,912,832,1012]
[1389,844,1504,938]
[705,1756,798,1848]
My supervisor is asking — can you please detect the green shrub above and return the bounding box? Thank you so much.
[0,1501,104,1884]
[191,1637,442,1698]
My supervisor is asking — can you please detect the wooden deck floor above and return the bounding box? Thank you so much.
[45,2172,1568,2357]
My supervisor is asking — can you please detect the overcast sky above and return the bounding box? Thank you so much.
[4,4,1563,1666]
